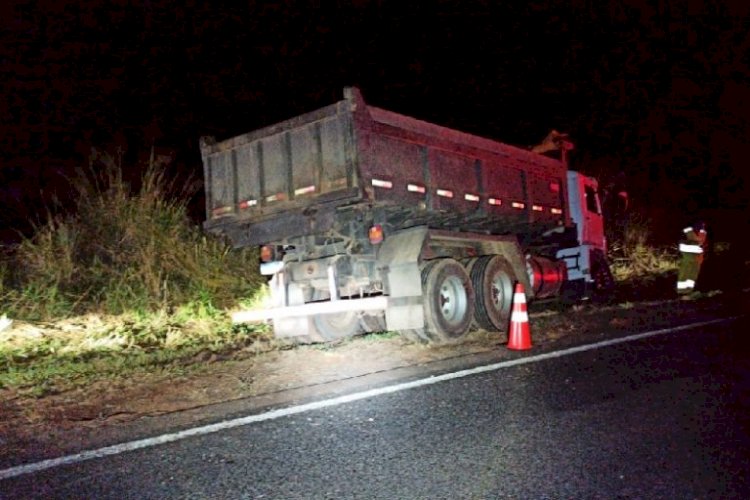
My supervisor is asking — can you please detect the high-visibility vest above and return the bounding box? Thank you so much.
[679,226,707,254]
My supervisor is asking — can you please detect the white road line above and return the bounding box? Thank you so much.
[0,316,739,481]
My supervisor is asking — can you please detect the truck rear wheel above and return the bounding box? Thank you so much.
[360,313,386,333]
[313,310,363,341]
[470,255,515,331]
[399,329,430,344]
[419,259,475,342]
[311,290,363,341]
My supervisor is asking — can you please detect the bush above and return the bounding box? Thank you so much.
[0,155,262,320]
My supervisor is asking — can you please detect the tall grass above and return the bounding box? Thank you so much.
[0,154,274,394]
[0,155,263,321]
[608,214,678,281]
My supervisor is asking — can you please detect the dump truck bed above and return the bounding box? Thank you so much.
[201,88,569,247]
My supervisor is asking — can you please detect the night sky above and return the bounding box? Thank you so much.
[2,1,749,244]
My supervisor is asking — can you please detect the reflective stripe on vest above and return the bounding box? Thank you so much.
[679,243,704,254]
[677,279,695,290]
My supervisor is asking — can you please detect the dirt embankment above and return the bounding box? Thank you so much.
[1,289,746,466]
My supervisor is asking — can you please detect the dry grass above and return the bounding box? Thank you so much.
[1,154,263,320]
[608,215,678,281]
[0,154,271,395]
[0,309,274,395]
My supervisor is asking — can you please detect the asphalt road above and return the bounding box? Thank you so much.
[3,317,749,499]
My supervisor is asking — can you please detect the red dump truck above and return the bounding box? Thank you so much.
[201,87,613,343]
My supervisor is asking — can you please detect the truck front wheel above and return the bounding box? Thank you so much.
[419,259,475,342]
[590,249,615,302]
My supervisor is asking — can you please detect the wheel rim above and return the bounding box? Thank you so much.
[439,275,469,326]
[420,259,474,342]
[490,270,513,313]
[491,275,504,308]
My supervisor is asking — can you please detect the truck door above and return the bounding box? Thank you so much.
[566,171,606,252]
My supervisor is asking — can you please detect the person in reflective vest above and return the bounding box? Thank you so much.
[677,221,707,295]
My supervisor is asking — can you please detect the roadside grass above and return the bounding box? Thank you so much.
[0,310,275,397]
[0,156,270,395]
[607,215,678,283]
[2,158,264,320]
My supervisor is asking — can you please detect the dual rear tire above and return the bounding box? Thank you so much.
[467,255,516,332]
[312,255,516,344]
[404,256,515,343]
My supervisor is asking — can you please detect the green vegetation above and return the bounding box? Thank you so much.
[0,157,271,395]
[0,309,275,396]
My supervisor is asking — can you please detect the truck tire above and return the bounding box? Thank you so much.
[418,259,475,342]
[313,310,363,341]
[311,290,363,341]
[360,312,386,333]
[559,278,586,305]
[399,329,430,344]
[462,257,482,331]
[591,249,615,302]
[470,255,515,331]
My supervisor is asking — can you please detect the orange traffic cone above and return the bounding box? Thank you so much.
[507,282,532,350]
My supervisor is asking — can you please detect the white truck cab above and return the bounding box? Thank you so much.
[556,171,613,299]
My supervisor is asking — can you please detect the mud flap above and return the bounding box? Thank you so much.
[385,295,424,331]
[376,227,429,331]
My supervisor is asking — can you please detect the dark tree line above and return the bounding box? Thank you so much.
[1,0,748,242]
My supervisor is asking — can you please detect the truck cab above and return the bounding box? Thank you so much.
[556,171,613,300]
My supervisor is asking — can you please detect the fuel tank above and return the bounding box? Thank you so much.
[526,255,566,299]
